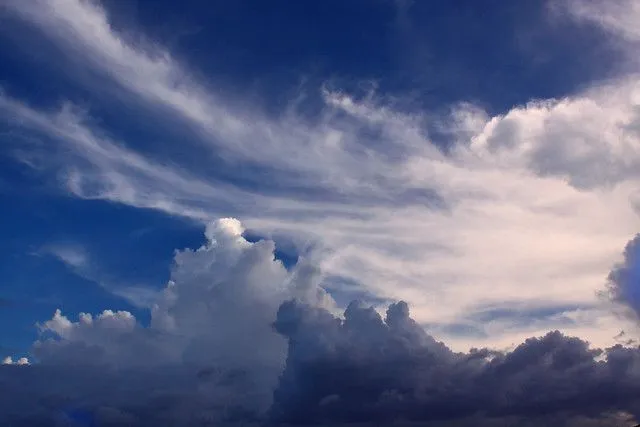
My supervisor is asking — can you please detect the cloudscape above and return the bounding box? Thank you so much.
[1,0,640,425]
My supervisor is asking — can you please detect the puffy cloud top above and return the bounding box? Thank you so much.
[271,299,640,425]
[2,219,332,425]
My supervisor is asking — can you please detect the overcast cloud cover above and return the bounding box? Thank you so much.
[2,0,640,425]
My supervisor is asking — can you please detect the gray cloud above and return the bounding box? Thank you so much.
[606,234,640,319]
[462,302,594,331]
[270,299,640,425]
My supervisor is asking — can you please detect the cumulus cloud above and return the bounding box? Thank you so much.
[2,356,29,365]
[271,299,640,425]
[1,219,333,425]
[607,234,640,319]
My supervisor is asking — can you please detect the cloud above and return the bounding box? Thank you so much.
[1,0,640,356]
[606,234,640,319]
[271,299,640,425]
[41,244,87,269]
[1,356,29,365]
[2,221,640,425]
[1,219,334,425]
[4,0,640,424]
[562,0,640,44]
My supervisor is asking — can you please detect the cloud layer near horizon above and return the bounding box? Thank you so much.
[1,221,640,426]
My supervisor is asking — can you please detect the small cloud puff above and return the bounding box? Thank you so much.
[1,356,29,365]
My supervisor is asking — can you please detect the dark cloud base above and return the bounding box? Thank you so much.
[3,299,640,427]
[269,300,640,426]
[607,234,640,320]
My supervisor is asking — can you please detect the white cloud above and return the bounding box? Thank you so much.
[31,218,333,413]
[2,356,29,365]
[1,0,640,353]
[563,0,640,43]
[41,243,87,268]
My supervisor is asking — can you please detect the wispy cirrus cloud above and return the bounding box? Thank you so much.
[0,0,640,353]
[562,0,640,44]
[41,243,87,269]
[37,242,160,308]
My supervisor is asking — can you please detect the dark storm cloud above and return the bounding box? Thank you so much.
[0,363,266,426]
[270,300,640,425]
[3,299,640,426]
[606,234,640,319]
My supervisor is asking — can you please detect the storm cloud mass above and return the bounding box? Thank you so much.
[608,235,640,320]
[272,300,640,425]
[1,223,640,426]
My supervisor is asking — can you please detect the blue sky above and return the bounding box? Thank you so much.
[3,1,640,425]
[0,0,639,357]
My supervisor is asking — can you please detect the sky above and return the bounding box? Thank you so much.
[2,0,640,426]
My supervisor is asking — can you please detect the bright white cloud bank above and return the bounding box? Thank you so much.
[1,0,640,353]
[28,218,333,415]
